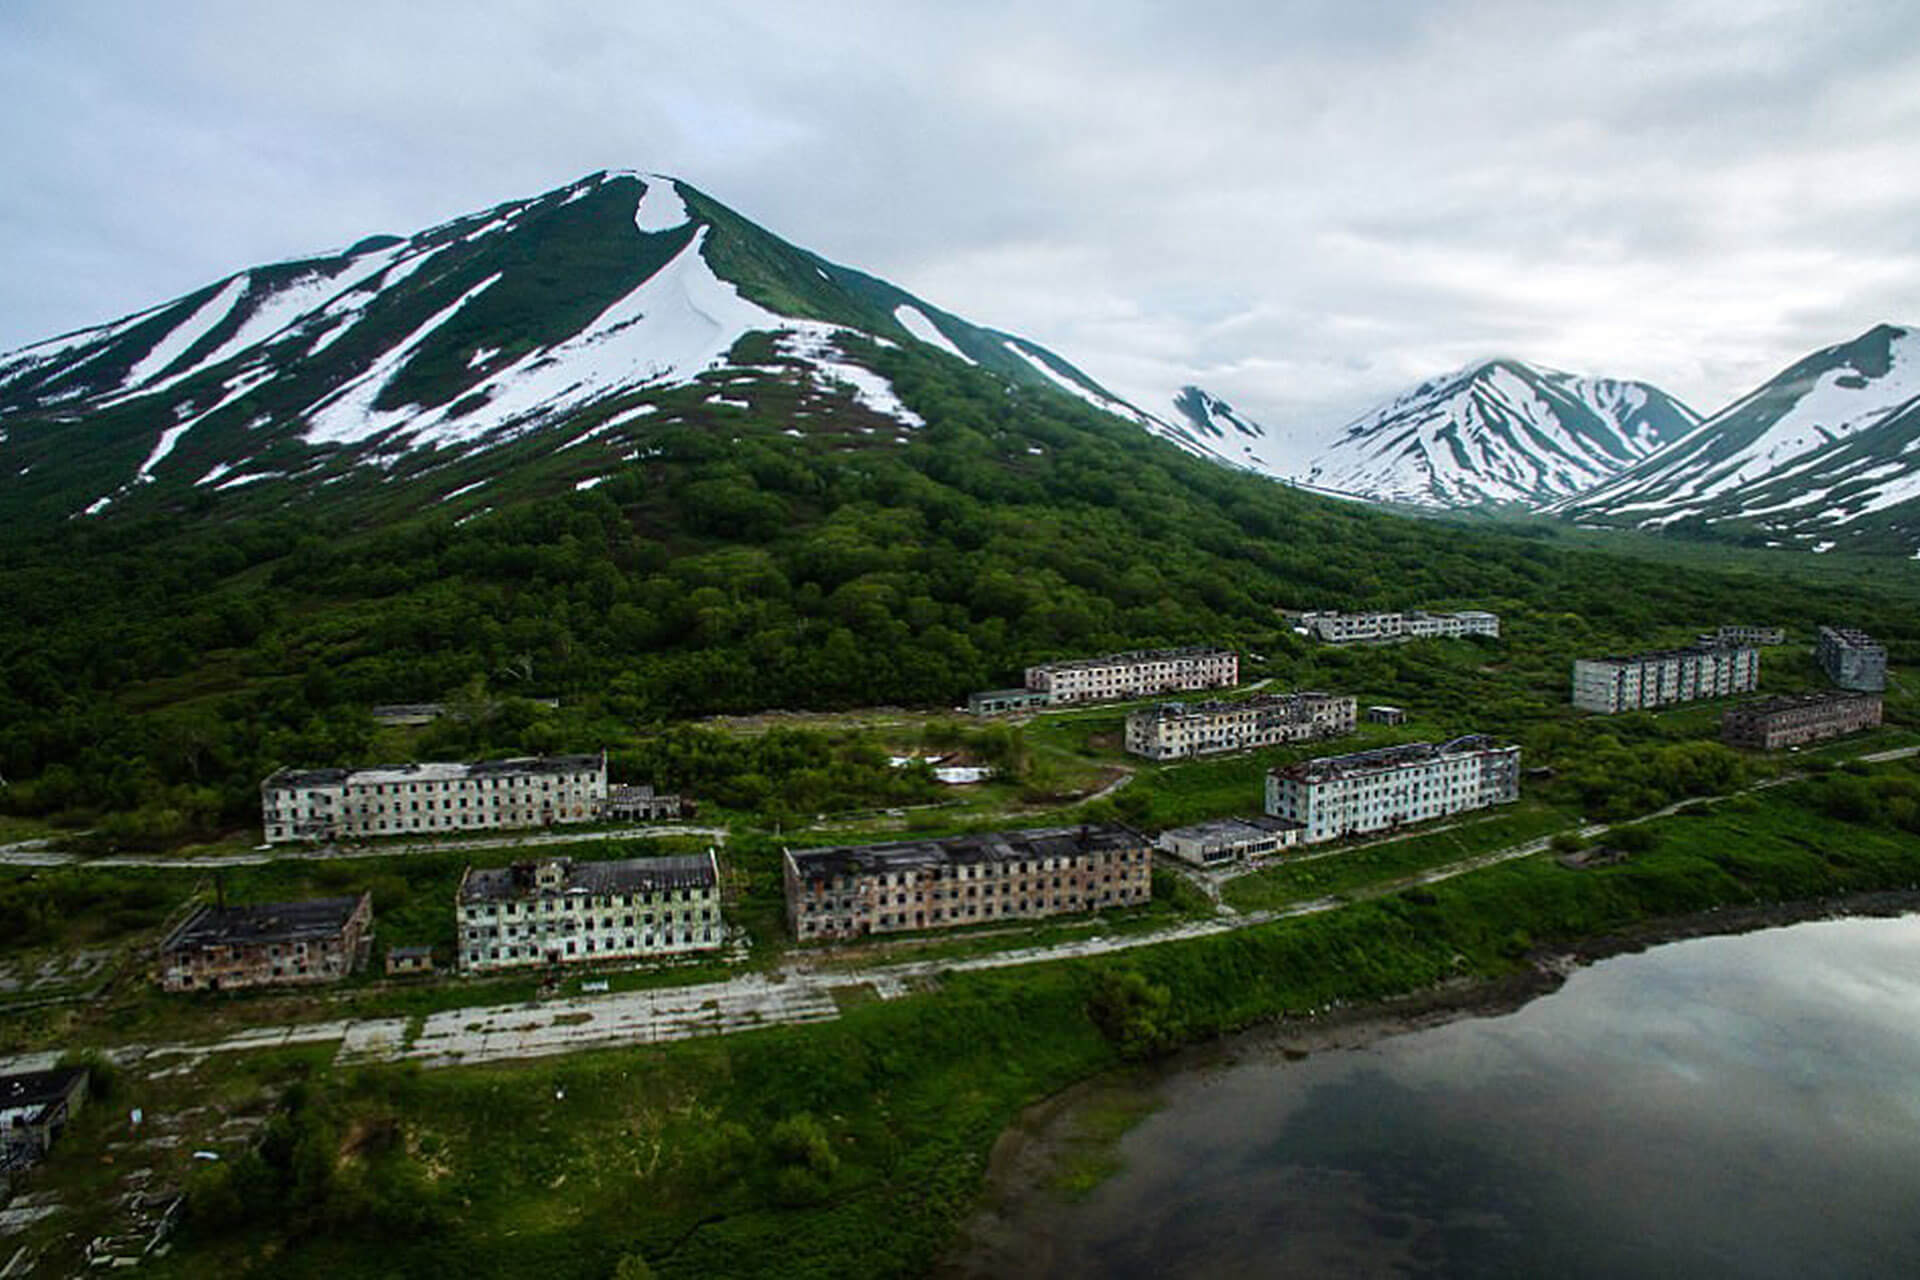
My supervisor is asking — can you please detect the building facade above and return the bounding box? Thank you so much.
[159,894,373,992]
[1816,626,1888,692]
[1570,644,1759,713]
[967,687,1052,716]
[784,825,1152,941]
[456,852,724,974]
[1124,691,1356,760]
[1292,610,1500,643]
[1155,816,1303,866]
[1024,647,1238,705]
[1721,693,1883,750]
[604,784,692,822]
[1265,736,1521,844]
[261,752,608,844]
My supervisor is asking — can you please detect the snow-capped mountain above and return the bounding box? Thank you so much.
[1298,359,1698,508]
[1167,385,1324,477]
[1549,324,1920,553]
[0,170,1187,528]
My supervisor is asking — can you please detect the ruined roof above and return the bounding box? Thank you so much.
[1131,691,1345,723]
[1724,691,1879,720]
[1270,735,1511,784]
[1158,815,1303,843]
[1577,642,1755,667]
[458,853,715,903]
[265,754,602,791]
[162,895,369,953]
[1818,626,1883,651]
[787,824,1144,880]
[1028,645,1233,673]
[0,1066,87,1123]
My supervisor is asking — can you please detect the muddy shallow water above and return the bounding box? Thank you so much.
[940,910,1920,1279]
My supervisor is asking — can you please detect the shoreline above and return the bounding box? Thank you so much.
[934,886,1920,1276]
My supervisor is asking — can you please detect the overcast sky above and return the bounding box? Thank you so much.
[4,0,1917,438]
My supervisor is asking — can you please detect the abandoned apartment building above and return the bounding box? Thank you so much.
[1265,735,1521,844]
[604,783,694,821]
[158,893,374,992]
[1721,692,1883,751]
[784,825,1153,941]
[456,852,725,974]
[1570,643,1760,714]
[1816,626,1888,693]
[1288,609,1501,644]
[969,645,1239,713]
[1124,691,1357,760]
[260,752,608,844]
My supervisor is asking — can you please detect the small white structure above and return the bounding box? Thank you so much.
[1155,816,1303,866]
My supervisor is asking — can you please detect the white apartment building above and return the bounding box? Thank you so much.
[1024,646,1238,705]
[1124,691,1356,760]
[1265,735,1520,844]
[1571,645,1759,714]
[1294,610,1500,644]
[261,753,607,844]
[456,852,723,973]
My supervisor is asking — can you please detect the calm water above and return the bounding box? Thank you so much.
[951,914,1920,1278]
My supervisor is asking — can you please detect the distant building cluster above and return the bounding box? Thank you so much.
[1290,609,1500,644]
[1123,691,1355,761]
[457,853,724,974]
[1571,644,1759,714]
[970,646,1238,714]
[1265,735,1521,844]
[158,893,373,993]
[784,825,1152,941]
[1722,692,1882,751]
[261,753,607,844]
[1816,626,1887,692]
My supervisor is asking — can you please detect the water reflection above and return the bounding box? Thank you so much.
[953,915,1920,1278]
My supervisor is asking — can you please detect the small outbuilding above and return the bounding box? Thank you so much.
[1365,705,1408,726]
[385,945,435,977]
[0,1065,89,1168]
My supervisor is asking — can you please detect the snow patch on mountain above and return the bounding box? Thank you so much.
[123,277,248,388]
[633,176,690,233]
[893,305,974,365]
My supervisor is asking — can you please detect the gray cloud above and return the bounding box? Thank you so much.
[3,0,1917,437]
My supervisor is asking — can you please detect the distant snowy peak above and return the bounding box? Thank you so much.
[1550,324,1920,553]
[1301,358,1697,509]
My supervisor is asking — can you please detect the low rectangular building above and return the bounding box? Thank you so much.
[1124,691,1356,760]
[1024,646,1238,705]
[1293,610,1500,644]
[1571,644,1759,713]
[1265,735,1521,845]
[1705,625,1786,647]
[1366,705,1408,725]
[456,852,724,973]
[1816,626,1888,692]
[605,784,692,822]
[261,752,607,844]
[1721,692,1883,750]
[159,893,373,992]
[1,1066,88,1169]
[1155,816,1304,866]
[967,687,1052,716]
[785,825,1152,941]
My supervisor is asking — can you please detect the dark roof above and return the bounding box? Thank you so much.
[459,853,715,903]
[163,895,368,953]
[1132,691,1345,722]
[264,767,350,788]
[787,824,1144,880]
[0,1066,87,1121]
[265,753,601,791]
[1725,691,1879,719]
[1819,626,1883,650]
